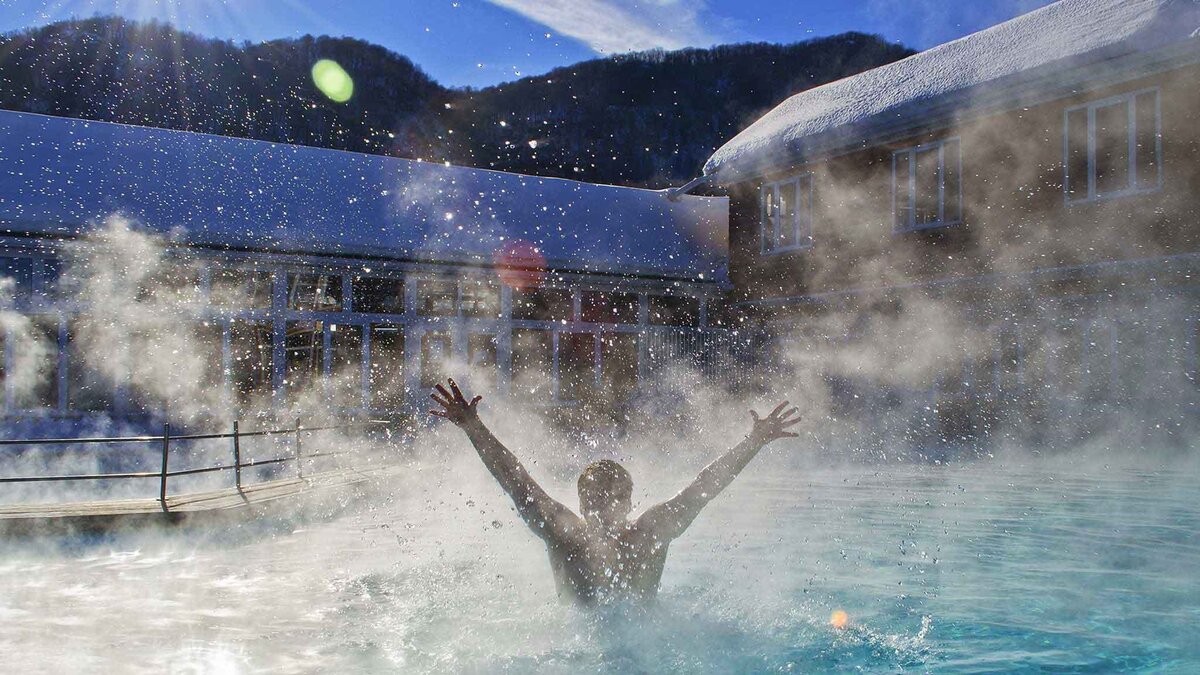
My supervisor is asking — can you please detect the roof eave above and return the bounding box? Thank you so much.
[707,39,1200,185]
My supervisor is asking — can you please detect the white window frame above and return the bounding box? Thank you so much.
[1063,87,1163,205]
[759,174,813,255]
[892,137,962,233]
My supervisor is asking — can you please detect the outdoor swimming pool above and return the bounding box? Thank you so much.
[1,452,1197,673]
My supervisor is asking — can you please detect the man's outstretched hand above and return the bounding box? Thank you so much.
[430,378,482,427]
[749,401,801,443]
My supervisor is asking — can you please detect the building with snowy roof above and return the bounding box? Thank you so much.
[687,0,1200,441]
[0,111,729,423]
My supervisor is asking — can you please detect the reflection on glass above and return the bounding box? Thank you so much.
[369,324,405,410]
[417,279,457,316]
[512,329,553,398]
[559,332,596,401]
[285,321,324,401]
[15,316,59,410]
[581,290,637,324]
[461,280,501,319]
[0,257,34,305]
[914,146,940,225]
[231,319,273,408]
[600,332,638,402]
[1134,92,1159,191]
[648,295,699,327]
[1094,102,1130,196]
[420,330,450,388]
[352,276,404,314]
[330,323,363,408]
[287,273,342,311]
[468,333,498,391]
[512,287,572,321]
[211,268,272,309]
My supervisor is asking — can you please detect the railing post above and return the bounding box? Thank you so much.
[294,417,303,479]
[232,420,242,491]
[159,423,170,511]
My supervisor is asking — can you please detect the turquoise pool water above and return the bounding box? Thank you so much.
[1,456,1197,673]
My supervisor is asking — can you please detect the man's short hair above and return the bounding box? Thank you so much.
[578,459,632,510]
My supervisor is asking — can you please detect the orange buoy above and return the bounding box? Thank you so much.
[830,609,849,629]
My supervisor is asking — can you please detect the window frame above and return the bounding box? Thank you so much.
[1063,87,1163,205]
[759,174,814,255]
[892,137,962,233]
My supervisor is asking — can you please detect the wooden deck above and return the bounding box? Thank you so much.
[0,466,394,537]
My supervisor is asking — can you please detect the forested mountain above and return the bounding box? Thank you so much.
[0,17,914,187]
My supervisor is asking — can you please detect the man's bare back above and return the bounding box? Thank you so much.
[430,378,800,605]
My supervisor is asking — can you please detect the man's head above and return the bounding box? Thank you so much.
[577,459,633,527]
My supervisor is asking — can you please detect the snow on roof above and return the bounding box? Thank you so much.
[705,0,1200,182]
[0,111,728,281]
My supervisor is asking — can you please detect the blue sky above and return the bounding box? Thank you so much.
[0,0,1057,88]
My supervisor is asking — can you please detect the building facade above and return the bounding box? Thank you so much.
[696,0,1200,444]
[0,111,729,426]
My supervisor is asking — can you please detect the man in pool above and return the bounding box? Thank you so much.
[429,378,800,605]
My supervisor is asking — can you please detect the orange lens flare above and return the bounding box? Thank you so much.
[830,610,849,629]
[493,239,547,289]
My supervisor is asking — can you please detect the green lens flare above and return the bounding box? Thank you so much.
[311,59,354,103]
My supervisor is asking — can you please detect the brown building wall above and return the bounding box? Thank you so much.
[726,60,1200,307]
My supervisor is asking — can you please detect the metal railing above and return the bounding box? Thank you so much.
[0,419,397,512]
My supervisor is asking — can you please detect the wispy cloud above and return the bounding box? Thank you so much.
[486,0,721,54]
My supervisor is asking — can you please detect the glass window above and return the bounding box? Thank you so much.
[1065,90,1161,202]
[0,257,34,306]
[1094,102,1130,196]
[777,181,798,249]
[369,324,405,410]
[285,321,324,399]
[138,262,203,304]
[581,290,638,324]
[760,175,813,252]
[512,329,553,398]
[287,273,342,312]
[1066,108,1089,200]
[126,327,162,416]
[600,333,638,402]
[648,295,700,327]
[14,316,60,410]
[512,287,572,322]
[230,319,273,408]
[559,332,596,401]
[330,323,363,408]
[1134,92,1160,191]
[194,321,225,392]
[914,145,941,226]
[417,279,457,316]
[468,333,498,391]
[461,280,501,319]
[38,259,71,302]
[420,330,450,388]
[211,268,272,309]
[352,276,404,315]
[894,139,961,231]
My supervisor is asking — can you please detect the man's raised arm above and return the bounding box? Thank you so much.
[430,378,580,540]
[637,402,800,541]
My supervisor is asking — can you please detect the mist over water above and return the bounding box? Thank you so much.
[2,443,1197,673]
